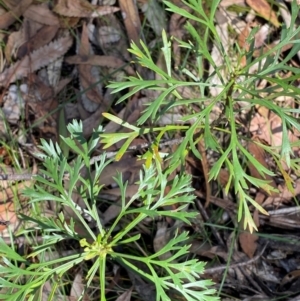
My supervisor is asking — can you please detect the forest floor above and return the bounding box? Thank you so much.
[0,0,300,300]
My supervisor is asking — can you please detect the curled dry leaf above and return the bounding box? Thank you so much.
[5,30,26,62]
[0,35,73,87]
[53,0,119,18]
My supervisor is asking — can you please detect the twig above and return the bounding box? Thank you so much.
[204,242,268,274]
[195,197,225,247]
[0,173,34,181]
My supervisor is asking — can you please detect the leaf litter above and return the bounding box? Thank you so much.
[0,0,300,300]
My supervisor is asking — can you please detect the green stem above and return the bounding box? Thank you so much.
[109,213,147,245]
[99,255,107,301]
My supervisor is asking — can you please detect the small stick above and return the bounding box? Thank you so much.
[204,242,268,274]
[195,197,225,247]
[0,173,34,181]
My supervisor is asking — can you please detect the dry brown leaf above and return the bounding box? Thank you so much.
[218,168,230,188]
[66,54,135,76]
[24,4,60,26]
[22,17,44,39]
[47,29,69,86]
[254,24,269,48]
[119,0,142,46]
[70,273,85,300]
[0,181,31,235]
[4,30,26,62]
[0,200,17,233]
[17,25,59,59]
[0,0,33,29]
[154,222,173,261]
[78,23,103,110]
[238,22,250,51]
[189,239,214,258]
[237,23,250,67]
[57,16,80,29]
[53,0,119,18]
[239,231,258,259]
[264,179,300,207]
[82,105,108,138]
[103,185,139,198]
[43,274,90,301]
[246,0,280,28]
[26,74,56,108]
[115,287,133,301]
[250,111,298,150]
[253,38,294,57]
[1,0,20,9]
[0,35,73,86]
[99,158,144,186]
[101,186,139,225]
[53,77,72,95]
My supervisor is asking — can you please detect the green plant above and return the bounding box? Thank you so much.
[0,120,219,301]
[103,0,300,232]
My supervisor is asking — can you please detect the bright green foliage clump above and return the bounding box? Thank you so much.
[0,120,219,301]
[105,0,300,232]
